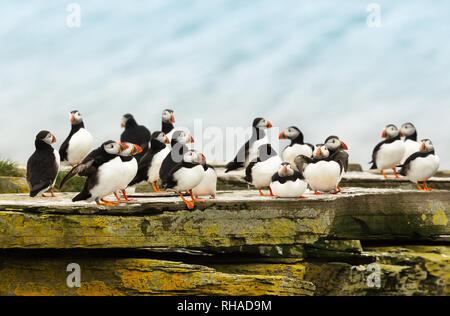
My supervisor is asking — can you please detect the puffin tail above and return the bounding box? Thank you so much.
[369,161,377,170]
[225,161,244,173]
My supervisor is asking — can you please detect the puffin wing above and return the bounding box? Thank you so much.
[225,140,251,173]
[370,139,388,169]
[160,163,184,190]
[330,151,349,173]
[59,135,71,162]
[398,151,421,176]
[244,160,256,183]
[129,151,154,186]
[294,155,315,173]
[60,159,95,189]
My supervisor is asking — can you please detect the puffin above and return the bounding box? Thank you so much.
[59,110,93,167]
[129,132,171,193]
[114,143,143,202]
[244,144,282,196]
[400,122,422,164]
[370,124,406,179]
[399,139,440,191]
[159,130,194,184]
[279,126,314,168]
[225,118,273,173]
[160,150,206,210]
[120,113,151,161]
[324,136,349,171]
[61,141,128,205]
[192,154,218,200]
[162,109,176,141]
[270,162,308,199]
[295,145,344,195]
[26,131,60,198]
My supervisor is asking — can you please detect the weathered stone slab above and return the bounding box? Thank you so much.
[0,177,28,194]
[0,257,315,296]
[0,188,449,250]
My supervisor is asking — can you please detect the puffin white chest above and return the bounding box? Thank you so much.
[251,156,282,188]
[90,157,124,200]
[247,136,269,166]
[406,155,440,183]
[173,165,205,192]
[148,147,170,183]
[52,149,61,186]
[119,159,138,190]
[401,139,421,164]
[282,144,313,167]
[376,140,405,170]
[193,167,217,197]
[271,178,307,198]
[67,128,93,164]
[304,161,341,192]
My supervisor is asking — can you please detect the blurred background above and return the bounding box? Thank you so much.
[0,0,449,168]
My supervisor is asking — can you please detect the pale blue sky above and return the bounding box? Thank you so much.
[1,1,449,168]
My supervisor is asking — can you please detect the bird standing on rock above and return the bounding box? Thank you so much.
[400,122,422,164]
[27,131,60,198]
[120,114,151,161]
[370,124,405,179]
[192,154,218,200]
[59,110,93,167]
[129,132,171,193]
[399,139,440,191]
[244,144,282,197]
[225,118,273,173]
[160,150,206,210]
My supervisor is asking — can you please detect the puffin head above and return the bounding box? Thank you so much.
[162,109,175,124]
[279,126,302,140]
[121,114,134,128]
[382,124,401,139]
[103,141,128,155]
[278,162,295,177]
[37,131,56,145]
[118,143,143,156]
[172,131,194,145]
[400,122,416,138]
[70,110,83,125]
[325,136,348,151]
[314,144,330,160]
[152,131,170,145]
[253,118,273,129]
[183,150,205,164]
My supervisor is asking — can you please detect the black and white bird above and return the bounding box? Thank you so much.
[159,130,194,184]
[192,154,218,200]
[160,150,206,210]
[129,132,171,193]
[161,109,176,141]
[26,131,60,198]
[244,144,282,196]
[225,118,273,173]
[370,124,406,179]
[61,141,127,205]
[120,113,151,161]
[324,136,349,171]
[279,126,314,168]
[59,110,93,167]
[114,143,143,202]
[400,122,422,164]
[295,145,344,195]
[270,162,308,198]
[399,139,440,191]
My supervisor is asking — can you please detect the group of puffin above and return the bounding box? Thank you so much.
[370,123,440,190]
[225,118,349,198]
[26,113,440,210]
[26,110,217,209]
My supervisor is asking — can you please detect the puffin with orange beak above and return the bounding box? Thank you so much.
[370,124,405,179]
[399,139,440,191]
[27,131,60,198]
[120,113,151,162]
[64,141,129,206]
[113,143,144,202]
[225,118,273,173]
[129,131,171,193]
[59,110,93,167]
[270,162,308,198]
[193,153,218,200]
[279,126,314,169]
[160,150,206,210]
[161,109,177,142]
